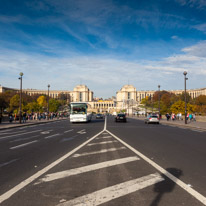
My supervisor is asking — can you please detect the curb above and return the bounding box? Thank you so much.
[160,121,206,132]
[0,118,68,131]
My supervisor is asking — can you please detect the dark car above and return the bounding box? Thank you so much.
[96,113,104,119]
[115,113,127,122]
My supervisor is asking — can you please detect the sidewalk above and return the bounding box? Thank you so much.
[0,117,68,130]
[129,116,206,131]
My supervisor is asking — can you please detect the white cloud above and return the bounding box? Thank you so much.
[182,40,206,57]
[1,40,206,98]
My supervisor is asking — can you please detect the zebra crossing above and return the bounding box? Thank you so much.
[1,127,206,205]
[31,131,166,206]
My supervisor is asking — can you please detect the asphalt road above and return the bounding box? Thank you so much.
[0,116,205,206]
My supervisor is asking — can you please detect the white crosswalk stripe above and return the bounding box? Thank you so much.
[56,173,164,206]
[35,156,140,184]
[87,140,117,146]
[72,147,126,157]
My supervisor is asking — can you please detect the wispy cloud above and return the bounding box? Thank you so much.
[1,40,206,97]
[175,0,206,9]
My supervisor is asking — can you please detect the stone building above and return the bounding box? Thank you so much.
[1,84,206,113]
[0,85,93,103]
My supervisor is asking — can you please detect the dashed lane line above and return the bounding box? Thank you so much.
[106,129,206,205]
[0,130,104,204]
[10,135,40,143]
[60,135,78,142]
[0,130,27,135]
[0,130,42,140]
[87,140,118,146]
[44,134,60,139]
[64,129,74,133]
[56,173,164,206]
[72,147,126,158]
[10,140,38,150]
[41,130,53,134]
[35,156,140,185]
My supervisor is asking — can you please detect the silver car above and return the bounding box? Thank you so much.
[145,115,160,124]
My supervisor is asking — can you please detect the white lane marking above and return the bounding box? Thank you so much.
[64,129,74,133]
[35,156,140,185]
[0,159,19,168]
[56,173,164,206]
[60,135,78,142]
[106,130,206,205]
[10,140,38,150]
[77,129,86,134]
[0,130,42,140]
[10,135,40,143]
[104,116,107,130]
[0,130,104,204]
[44,134,60,139]
[72,147,126,158]
[96,135,112,139]
[0,130,26,135]
[87,140,118,146]
[96,136,112,139]
[41,130,53,134]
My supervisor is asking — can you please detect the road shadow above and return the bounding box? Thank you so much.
[150,168,183,206]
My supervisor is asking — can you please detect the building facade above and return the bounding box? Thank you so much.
[0,85,93,103]
[1,84,206,113]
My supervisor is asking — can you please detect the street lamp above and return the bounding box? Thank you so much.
[47,84,50,120]
[158,85,160,117]
[183,71,188,124]
[18,72,23,124]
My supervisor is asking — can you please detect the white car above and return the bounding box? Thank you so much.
[145,115,160,124]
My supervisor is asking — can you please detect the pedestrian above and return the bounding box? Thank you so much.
[14,113,17,122]
[186,113,189,121]
[9,113,13,123]
[23,112,26,123]
[172,113,175,121]
[189,113,193,122]
[193,113,196,121]
[166,113,170,121]
[179,113,182,120]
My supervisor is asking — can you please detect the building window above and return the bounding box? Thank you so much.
[128,92,131,100]
[79,92,83,102]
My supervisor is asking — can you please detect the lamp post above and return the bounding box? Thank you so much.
[47,84,50,120]
[18,72,23,124]
[183,71,188,124]
[158,85,160,117]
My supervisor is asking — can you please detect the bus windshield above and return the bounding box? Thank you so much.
[70,103,87,115]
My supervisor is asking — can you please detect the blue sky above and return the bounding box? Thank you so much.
[0,0,206,98]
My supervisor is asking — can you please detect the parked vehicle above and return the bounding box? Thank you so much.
[145,114,159,124]
[115,113,127,122]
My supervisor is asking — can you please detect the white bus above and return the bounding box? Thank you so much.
[69,102,92,123]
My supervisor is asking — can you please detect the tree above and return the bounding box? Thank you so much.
[49,99,61,112]
[170,100,196,114]
[0,94,7,114]
[9,94,20,112]
[177,92,192,103]
[195,95,206,106]
[37,96,47,107]
[25,102,40,113]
